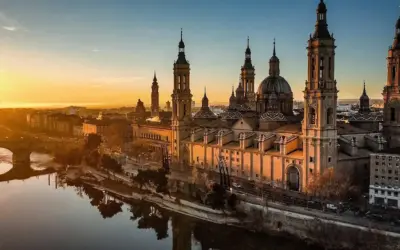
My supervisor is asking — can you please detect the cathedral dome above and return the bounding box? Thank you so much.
[257,76,292,97]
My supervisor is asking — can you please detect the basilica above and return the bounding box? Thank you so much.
[132,0,399,191]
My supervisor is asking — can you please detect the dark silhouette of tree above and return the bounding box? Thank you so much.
[103,121,131,152]
[205,183,227,210]
[131,168,169,195]
[227,193,237,209]
[129,203,170,240]
[97,200,123,219]
[101,154,122,173]
[82,184,104,206]
[85,134,102,151]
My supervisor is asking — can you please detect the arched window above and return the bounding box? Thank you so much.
[183,104,187,116]
[327,108,333,125]
[328,57,331,79]
[310,108,316,125]
[392,66,396,82]
[319,57,324,79]
[177,75,180,84]
[311,57,315,80]
[391,108,396,121]
[183,75,186,83]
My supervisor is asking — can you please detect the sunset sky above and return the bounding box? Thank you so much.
[0,0,398,108]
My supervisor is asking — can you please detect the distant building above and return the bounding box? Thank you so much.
[165,101,171,111]
[82,119,111,136]
[27,112,82,136]
[369,149,400,209]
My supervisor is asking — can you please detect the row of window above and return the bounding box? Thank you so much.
[140,133,168,141]
[375,155,400,161]
[308,108,333,125]
[309,156,332,163]
[373,189,399,197]
[310,56,332,80]
[375,162,400,167]
[374,175,399,181]
[374,169,399,175]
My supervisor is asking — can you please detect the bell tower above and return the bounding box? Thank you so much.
[171,29,192,161]
[151,71,160,117]
[383,16,400,147]
[241,37,256,108]
[303,0,338,179]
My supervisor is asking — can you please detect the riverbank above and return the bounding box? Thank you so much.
[63,165,400,250]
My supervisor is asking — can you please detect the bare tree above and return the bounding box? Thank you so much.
[306,167,356,201]
[103,122,130,153]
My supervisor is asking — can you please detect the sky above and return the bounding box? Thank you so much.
[0,0,399,108]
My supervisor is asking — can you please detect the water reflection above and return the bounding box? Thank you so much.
[30,152,53,170]
[0,149,55,182]
[0,148,12,174]
[0,151,324,250]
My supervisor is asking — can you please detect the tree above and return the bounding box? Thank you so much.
[85,134,102,151]
[205,183,227,210]
[101,154,123,173]
[98,200,123,219]
[306,167,356,201]
[131,168,169,195]
[103,122,130,152]
[130,140,151,158]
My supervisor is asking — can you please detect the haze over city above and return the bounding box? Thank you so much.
[0,0,398,108]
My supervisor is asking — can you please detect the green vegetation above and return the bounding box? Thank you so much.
[131,168,169,195]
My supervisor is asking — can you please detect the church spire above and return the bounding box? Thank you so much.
[363,80,367,96]
[229,85,237,107]
[392,16,400,50]
[153,71,157,82]
[269,39,280,77]
[312,0,331,40]
[243,36,253,68]
[176,28,188,64]
[273,38,276,57]
[202,86,209,108]
[359,80,370,114]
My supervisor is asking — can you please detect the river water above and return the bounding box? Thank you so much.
[0,149,324,250]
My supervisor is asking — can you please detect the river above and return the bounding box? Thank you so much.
[0,149,324,250]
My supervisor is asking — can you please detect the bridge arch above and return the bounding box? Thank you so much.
[0,148,13,174]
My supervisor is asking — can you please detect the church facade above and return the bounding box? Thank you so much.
[133,0,393,192]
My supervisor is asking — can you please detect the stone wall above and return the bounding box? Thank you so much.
[236,202,400,250]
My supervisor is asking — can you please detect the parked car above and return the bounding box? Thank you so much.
[326,203,339,212]
[366,211,384,221]
[232,182,241,188]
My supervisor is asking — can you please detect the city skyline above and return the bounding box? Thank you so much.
[0,0,398,108]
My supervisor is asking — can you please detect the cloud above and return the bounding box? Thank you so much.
[92,48,100,52]
[2,26,16,31]
[0,11,26,32]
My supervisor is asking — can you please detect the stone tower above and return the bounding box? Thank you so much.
[171,29,192,161]
[302,0,338,180]
[383,16,400,147]
[235,77,245,105]
[241,37,256,109]
[359,81,370,114]
[151,71,160,117]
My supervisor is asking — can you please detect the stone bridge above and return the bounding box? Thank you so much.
[0,136,63,182]
[0,162,55,183]
[0,137,37,166]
